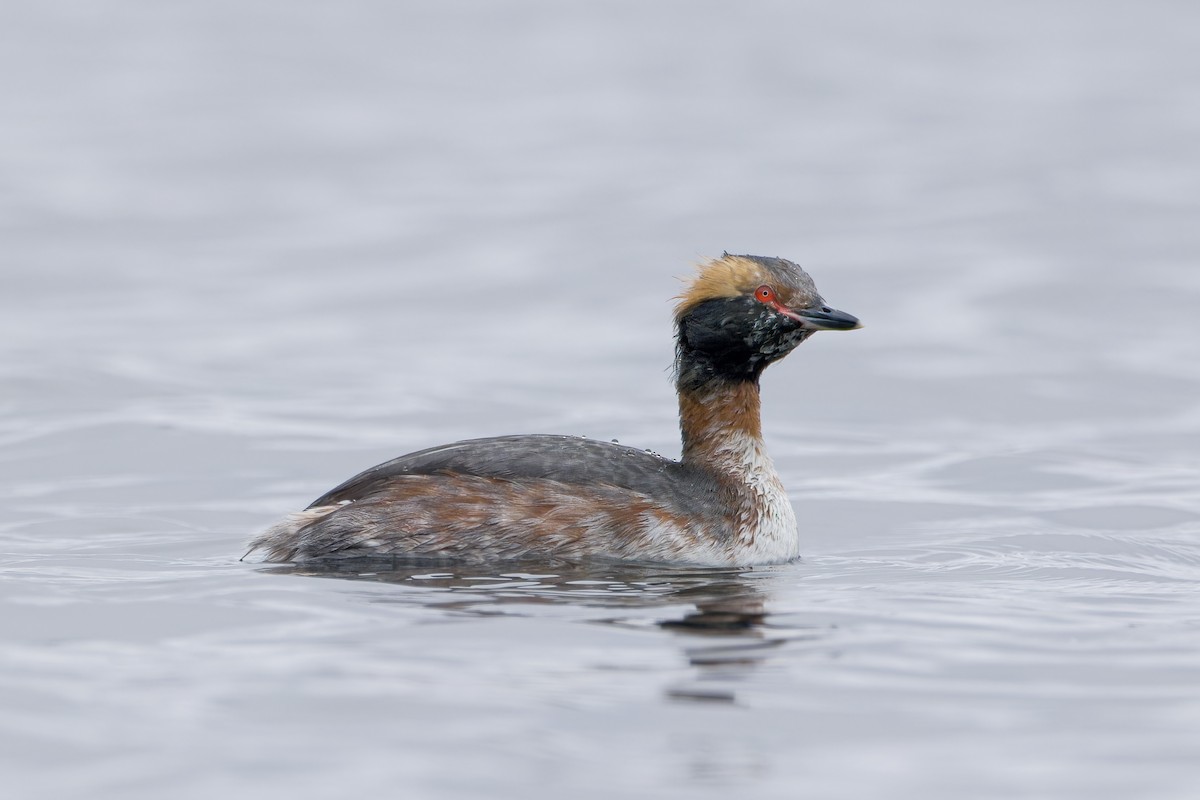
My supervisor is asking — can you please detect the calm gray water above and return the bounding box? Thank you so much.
[3,2,1199,798]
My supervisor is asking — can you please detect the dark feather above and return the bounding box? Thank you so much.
[309,434,727,516]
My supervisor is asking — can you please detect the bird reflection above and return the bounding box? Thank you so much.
[261,557,770,630]
[659,582,766,633]
[259,558,821,706]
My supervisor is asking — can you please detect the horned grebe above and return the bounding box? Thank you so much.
[248,254,860,566]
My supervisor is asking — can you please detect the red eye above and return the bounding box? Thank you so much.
[755,285,777,304]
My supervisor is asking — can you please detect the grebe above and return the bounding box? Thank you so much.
[248,254,860,566]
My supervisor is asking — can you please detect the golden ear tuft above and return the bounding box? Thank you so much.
[675,255,770,320]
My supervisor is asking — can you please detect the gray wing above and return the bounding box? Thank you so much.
[309,434,723,515]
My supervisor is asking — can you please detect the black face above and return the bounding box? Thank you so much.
[675,295,813,390]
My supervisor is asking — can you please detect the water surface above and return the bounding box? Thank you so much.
[2,2,1199,798]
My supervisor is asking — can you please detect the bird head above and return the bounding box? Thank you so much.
[674,253,860,389]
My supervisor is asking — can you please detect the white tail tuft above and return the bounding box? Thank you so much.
[242,503,348,562]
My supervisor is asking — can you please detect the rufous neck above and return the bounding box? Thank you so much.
[678,379,764,470]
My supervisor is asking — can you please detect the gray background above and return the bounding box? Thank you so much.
[2,2,1199,798]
